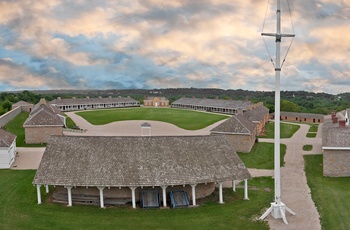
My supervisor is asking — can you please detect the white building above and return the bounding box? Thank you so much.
[0,129,16,169]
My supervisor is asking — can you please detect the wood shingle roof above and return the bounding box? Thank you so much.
[172,98,253,109]
[33,135,251,187]
[210,115,257,135]
[0,129,16,147]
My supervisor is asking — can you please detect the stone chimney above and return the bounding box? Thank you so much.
[237,108,244,116]
[86,96,90,99]
[72,97,76,100]
[192,96,195,99]
[57,97,61,100]
[98,96,102,99]
[339,120,346,127]
[333,117,338,123]
[215,96,218,100]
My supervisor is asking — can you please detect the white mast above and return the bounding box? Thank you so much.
[259,0,296,225]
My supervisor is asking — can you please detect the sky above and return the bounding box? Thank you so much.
[0,0,349,94]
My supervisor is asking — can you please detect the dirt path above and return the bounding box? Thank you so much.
[259,123,322,230]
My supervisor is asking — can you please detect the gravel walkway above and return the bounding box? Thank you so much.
[259,123,322,229]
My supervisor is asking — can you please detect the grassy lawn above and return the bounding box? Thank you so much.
[258,122,300,139]
[64,113,77,129]
[0,170,273,230]
[238,142,286,169]
[304,155,350,230]
[308,125,318,133]
[302,145,313,151]
[3,112,46,147]
[306,133,317,138]
[76,107,229,130]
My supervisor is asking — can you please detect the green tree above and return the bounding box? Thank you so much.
[280,99,301,112]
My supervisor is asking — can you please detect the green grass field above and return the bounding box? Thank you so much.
[308,125,318,133]
[64,113,77,129]
[304,155,350,230]
[3,112,46,147]
[306,133,317,138]
[76,108,229,130]
[238,143,286,169]
[0,170,272,230]
[302,145,313,151]
[258,122,300,139]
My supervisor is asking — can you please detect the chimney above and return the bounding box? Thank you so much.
[72,97,76,100]
[245,97,249,102]
[332,117,338,123]
[109,96,112,98]
[192,96,195,99]
[86,96,90,99]
[215,96,218,100]
[98,96,102,99]
[203,96,206,99]
[237,108,244,116]
[339,120,346,127]
[57,97,61,100]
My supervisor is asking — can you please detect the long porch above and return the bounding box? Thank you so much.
[36,180,249,208]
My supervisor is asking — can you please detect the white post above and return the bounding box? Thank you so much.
[191,184,197,206]
[45,185,49,193]
[66,186,73,206]
[36,184,42,204]
[244,179,249,200]
[130,187,137,209]
[259,0,296,224]
[218,182,224,204]
[161,186,167,207]
[232,180,236,192]
[98,187,105,208]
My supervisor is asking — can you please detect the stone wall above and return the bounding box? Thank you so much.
[221,133,256,153]
[0,107,21,128]
[25,126,63,144]
[323,150,350,177]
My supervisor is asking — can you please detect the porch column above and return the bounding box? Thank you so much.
[36,184,42,204]
[45,185,49,193]
[98,187,105,208]
[190,184,197,206]
[218,182,224,204]
[161,186,167,207]
[66,186,73,206]
[130,186,137,209]
[232,180,236,192]
[244,179,249,200]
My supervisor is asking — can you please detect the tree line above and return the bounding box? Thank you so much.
[1,88,349,116]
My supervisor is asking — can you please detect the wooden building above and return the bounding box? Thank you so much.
[0,129,16,169]
[171,97,253,115]
[50,96,139,112]
[33,135,251,208]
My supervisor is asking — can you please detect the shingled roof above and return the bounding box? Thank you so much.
[33,135,251,187]
[12,100,33,107]
[50,97,139,106]
[210,115,256,135]
[172,98,253,109]
[23,105,64,126]
[322,127,350,148]
[0,129,16,147]
[244,105,269,122]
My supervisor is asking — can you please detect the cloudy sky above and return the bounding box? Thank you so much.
[0,0,349,94]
